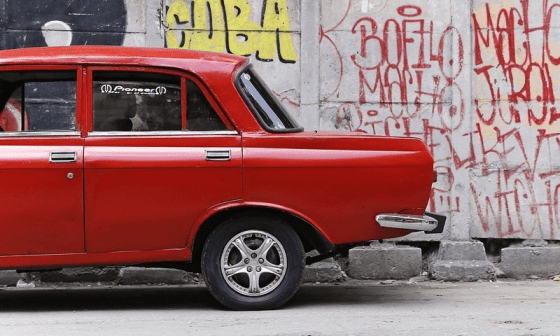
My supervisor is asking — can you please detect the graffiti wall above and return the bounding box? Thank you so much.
[469,0,560,239]
[164,0,298,62]
[0,0,147,48]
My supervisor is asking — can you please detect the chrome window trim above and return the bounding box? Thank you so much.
[0,131,80,137]
[87,130,239,137]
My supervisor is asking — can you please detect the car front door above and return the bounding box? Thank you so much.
[0,68,84,255]
[84,68,242,253]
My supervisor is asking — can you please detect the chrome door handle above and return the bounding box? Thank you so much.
[206,150,231,161]
[50,151,77,163]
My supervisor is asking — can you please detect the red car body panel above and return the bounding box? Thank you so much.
[0,141,84,256]
[242,133,433,244]
[83,135,242,253]
[0,46,435,271]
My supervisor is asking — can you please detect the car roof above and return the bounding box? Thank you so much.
[0,46,248,72]
[0,46,262,132]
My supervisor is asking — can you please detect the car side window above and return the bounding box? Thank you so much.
[92,72,228,132]
[186,80,227,131]
[0,71,76,132]
[93,72,182,132]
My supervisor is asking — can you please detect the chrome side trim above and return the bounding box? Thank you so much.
[376,213,438,231]
[88,130,239,137]
[0,131,80,137]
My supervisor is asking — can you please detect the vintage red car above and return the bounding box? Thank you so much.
[0,46,443,310]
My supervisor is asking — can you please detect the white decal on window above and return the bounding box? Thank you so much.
[100,84,167,95]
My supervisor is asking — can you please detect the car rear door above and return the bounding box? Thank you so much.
[83,67,242,253]
[0,67,84,255]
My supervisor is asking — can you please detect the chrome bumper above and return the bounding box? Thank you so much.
[376,212,445,233]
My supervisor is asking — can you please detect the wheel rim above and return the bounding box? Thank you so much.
[220,230,287,297]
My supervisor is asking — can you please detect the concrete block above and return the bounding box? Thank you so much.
[348,244,422,280]
[437,241,487,261]
[431,260,496,282]
[303,260,344,283]
[430,241,496,281]
[500,246,560,279]
[118,267,195,285]
[0,270,24,286]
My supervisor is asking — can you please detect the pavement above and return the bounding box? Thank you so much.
[0,279,558,335]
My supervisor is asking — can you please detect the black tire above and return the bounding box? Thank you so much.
[201,214,305,310]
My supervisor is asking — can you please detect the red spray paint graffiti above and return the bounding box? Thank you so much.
[472,0,560,127]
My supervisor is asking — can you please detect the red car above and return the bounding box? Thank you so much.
[0,46,444,310]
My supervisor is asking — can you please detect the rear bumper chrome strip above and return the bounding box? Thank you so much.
[376,213,439,232]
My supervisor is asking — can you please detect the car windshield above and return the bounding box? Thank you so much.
[237,67,302,132]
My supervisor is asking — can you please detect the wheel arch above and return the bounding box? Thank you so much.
[188,204,335,273]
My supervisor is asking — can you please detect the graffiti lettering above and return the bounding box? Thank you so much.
[343,6,465,133]
[472,0,560,127]
[165,0,297,63]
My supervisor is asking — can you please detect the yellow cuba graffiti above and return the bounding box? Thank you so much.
[165,0,298,63]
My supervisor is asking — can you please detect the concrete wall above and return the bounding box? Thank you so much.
[5,0,560,244]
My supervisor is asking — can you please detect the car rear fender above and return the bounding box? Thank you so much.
[187,201,335,270]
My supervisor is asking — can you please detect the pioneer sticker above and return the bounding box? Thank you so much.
[100,84,167,95]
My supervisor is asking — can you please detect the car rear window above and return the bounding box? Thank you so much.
[237,67,302,133]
